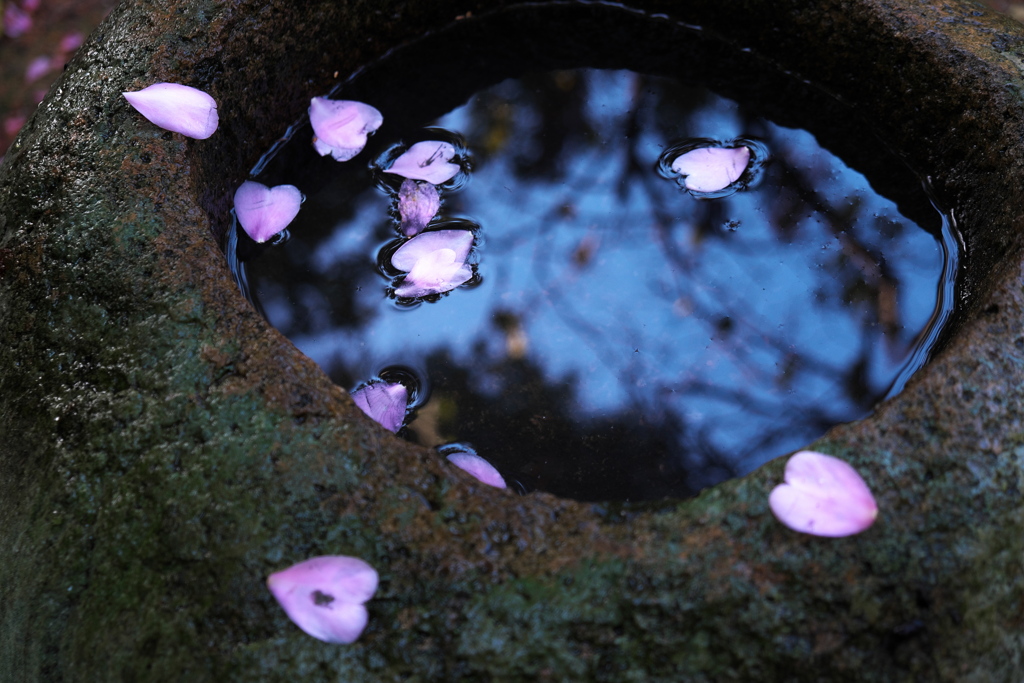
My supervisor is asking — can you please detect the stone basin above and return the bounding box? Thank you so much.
[2,0,1024,680]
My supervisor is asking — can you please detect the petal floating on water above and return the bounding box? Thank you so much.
[671,145,750,194]
[267,556,379,644]
[233,181,302,244]
[397,179,440,237]
[122,83,219,139]
[351,381,408,433]
[391,229,474,272]
[309,97,383,162]
[447,452,507,488]
[769,450,878,537]
[394,248,473,298]
[387,141,460,184]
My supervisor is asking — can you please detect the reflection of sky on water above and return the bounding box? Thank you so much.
[244,69,945,500]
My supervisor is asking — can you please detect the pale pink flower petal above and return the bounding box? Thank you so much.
[447,452,506,488]
[309,98,383,162]
[671,145,750,194]
[58,31,84,53]
[122,83,219,139]
[397,179,440,237]
[769,450,878,537]
[351,381,408,433]
[3,5,31,38]
[24,55,51,83]
[233,181,302,243]
[387,141,460,184]
[267,556,379,644]
[391,229,473,272]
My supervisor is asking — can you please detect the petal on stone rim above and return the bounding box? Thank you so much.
[267,556,379,644]
[387,141,460,184]
[769,450,878,537]
[309,98,383,162]
[233,181,302,243]
[671,146,750,193]
[447,452,506,488]
[351,381,408,433]
[122,83,219,139]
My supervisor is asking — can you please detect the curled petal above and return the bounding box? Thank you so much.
[769,450,878,537]
[267,556,379,644]
[671,146,750,193]
[391,229,473,272]
[447,452,506,488]
[122,83,219,139]
[351,381,408,433]
[309,98,383,162]
[397,179,440,237]
[387,141,460,184]
[234,181,302,243]
[394,248,473,298]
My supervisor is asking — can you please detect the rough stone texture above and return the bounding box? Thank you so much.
[1,0,1023,680]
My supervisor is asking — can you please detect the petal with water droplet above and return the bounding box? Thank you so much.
[671,146,750,193]
[447,452,506,488]
[769,450,878,537]
[387,141,460,184]
[122,83,219,140]
[309,98,383,162]
[267,556,379,644]
[233,181,302,243]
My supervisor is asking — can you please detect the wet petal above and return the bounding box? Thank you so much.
[351,381,408,433]
[394,249,473,298]
[397,179,440,237]
[234,181,302,243]
[309,98,383,162]
[267,556,379,644]
[671,145,750,193]
[387,141,460,184]
[769,450,878,537]
[447,452,506,488]
[122,83,219,139]
[391,229,474,272]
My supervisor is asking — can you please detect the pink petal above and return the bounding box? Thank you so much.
[387,141,460,184]
[394,248,473,298]
[122,83,219,139]
[351,381,408,433]
[24,55,51,83]
[309,98,383,162]
[58,31,84,53]
[267,556,379,644]
[447,452,506,488]
[397,179,440,237]
[3,5,31,38]
[769,450,878,537]
[233,181,302,244]
[671,146,750,194]
[391,230,474,272]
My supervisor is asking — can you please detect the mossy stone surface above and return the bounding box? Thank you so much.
[2,0,1024,680]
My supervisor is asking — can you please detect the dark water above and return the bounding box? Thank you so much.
[229,68,957,502]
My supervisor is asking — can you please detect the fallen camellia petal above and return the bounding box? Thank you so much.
[233,181,302,243]
[769,450,878,537]
[447,452,506,488]
[387,141,460,184]
[122,83,218,139]
[309,97,383,162]
[351,381,408,433]
[392,229,474,298]
[397,179,440,237]
[267,556,379,644]
[671,145,750,194]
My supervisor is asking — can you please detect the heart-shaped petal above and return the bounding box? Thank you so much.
[122,83,219,140]
[671,145,750,194]
[233,181,302,243]
[267,556,379,644]
[387,141,460,184]
[309,98,383,162]
[447,452,506,488]
[351,381,408,433]
[397,179,440,237]
[769,450,878,537]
